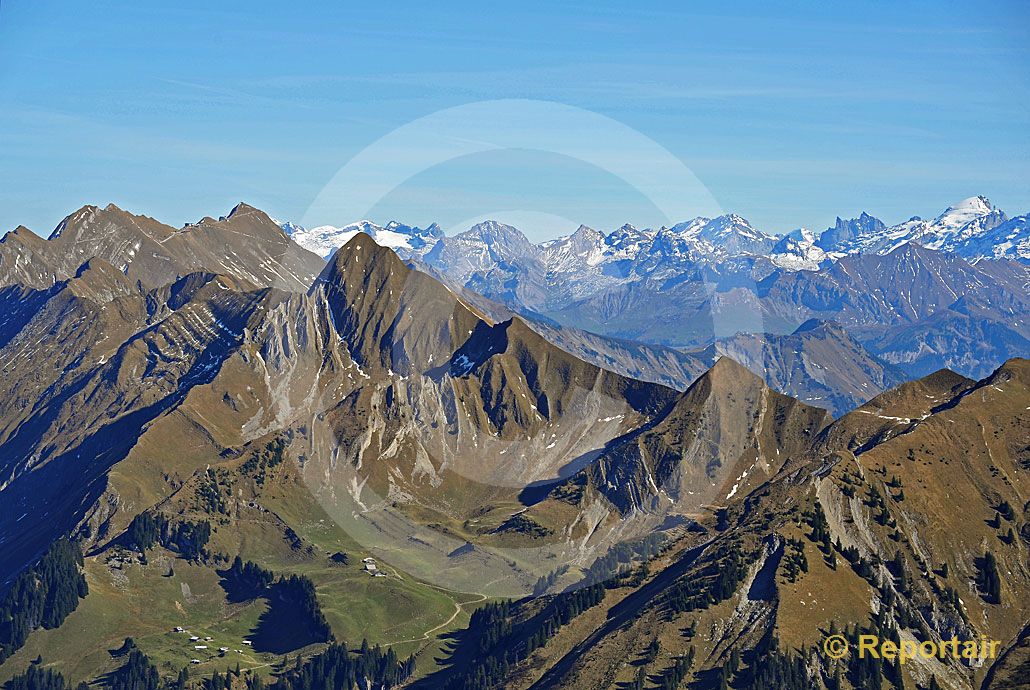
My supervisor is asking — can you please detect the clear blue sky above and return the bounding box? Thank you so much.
[1,1,1028,241]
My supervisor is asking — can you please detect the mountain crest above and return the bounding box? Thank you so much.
[936,194,993,221]
[226,201,265,219]
[316,230,404,287]
[703,354,760,383]
[316,233,486,375]
[467,220,529,243]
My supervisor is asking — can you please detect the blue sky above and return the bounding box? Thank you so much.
[1,1,1028,241]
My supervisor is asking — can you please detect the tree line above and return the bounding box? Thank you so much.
[0,538,88,664]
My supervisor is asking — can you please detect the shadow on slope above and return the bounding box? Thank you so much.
[218,559,333,654]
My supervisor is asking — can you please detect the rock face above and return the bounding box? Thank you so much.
[570,357,832,513]
[817,211,887,251]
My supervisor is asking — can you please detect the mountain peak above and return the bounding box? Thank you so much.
[315,232,493,375]
[3,225,44,245]
[668,217,709,237]
[705,355,760,383]
[784,227,815,242]
[924,195,1006,244]
[318,231,402,288]
[227,201,264,219]
[818,212,887,252]
[948,213,1030,262]
[66,256,136,301]
[938,195,992,219]
[342,219,383,232]
[606,223,654,243]
[792,318,827,334]
[566,224,603,245]
[469,219,517,232]
[770,227,828,271]
[191,203,268,227]
[463,220,531,245]
[48,204,101,240]
[697,215,775,254]
[884,240,932,259]
[988,357,1030,388]
[459,221,534,254]
[704,213,755,232]
[289,219,445,259]
[791,318,850,339]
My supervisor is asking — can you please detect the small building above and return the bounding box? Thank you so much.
[190,660,201,665]
[242,640,253,646]
[173,627,185,633]
[195,645,208,650]
[189,636,200,641]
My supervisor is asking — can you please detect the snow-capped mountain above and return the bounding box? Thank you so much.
[695,213,777,255]
[769,227,829,271]
[281,219,442,259]
[625,222,709,279]
[820,196,1010,259]
[926,195,1007,244]
[422,220,540,285]
[603,223,658,262]
[539,225,606,269]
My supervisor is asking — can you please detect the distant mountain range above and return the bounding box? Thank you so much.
[0,199,1026,690]
[282,194,1028,268]
[280,219,444,260]
[280,196,1030,394]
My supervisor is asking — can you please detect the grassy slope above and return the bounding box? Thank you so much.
[0,433,490,686]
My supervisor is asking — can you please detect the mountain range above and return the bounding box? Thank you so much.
[283,195,1028,270]
[281,196,1030,402]
[0,201,1026,690]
